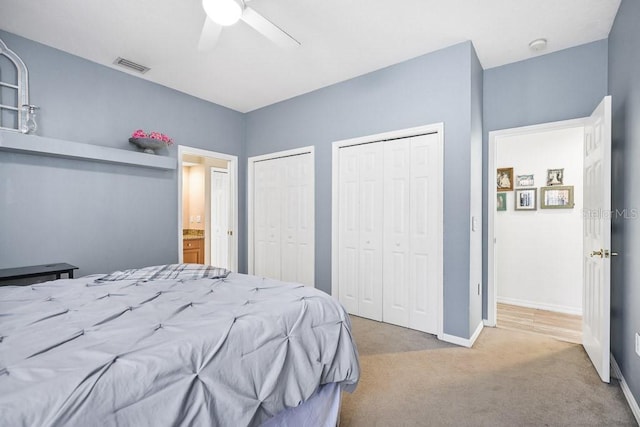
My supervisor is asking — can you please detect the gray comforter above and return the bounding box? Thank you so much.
[0,265,359,426]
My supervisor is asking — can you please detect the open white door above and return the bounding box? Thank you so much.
[582,96,612,383]
[211,168,230,269]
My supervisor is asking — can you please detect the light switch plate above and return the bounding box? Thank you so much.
[635,333,640,357]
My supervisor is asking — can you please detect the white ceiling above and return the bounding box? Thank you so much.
[0,0,621,113]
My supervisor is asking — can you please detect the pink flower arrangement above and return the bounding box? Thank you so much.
[131,129,174,145]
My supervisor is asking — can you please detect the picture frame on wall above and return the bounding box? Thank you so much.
[516,174,534,187]
[546,168,564,186]
[497,167,514,192]
[497,193,507,211]
[514,188,537,210]
[541,186,574,209]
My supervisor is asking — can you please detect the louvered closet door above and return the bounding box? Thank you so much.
[338,142,384,320]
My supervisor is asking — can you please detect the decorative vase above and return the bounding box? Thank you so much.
[21,105,40,135]
[129,137,167,154]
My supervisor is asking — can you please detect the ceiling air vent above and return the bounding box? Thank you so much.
[113,57,150,74]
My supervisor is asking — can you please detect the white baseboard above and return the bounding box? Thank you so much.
[483,319,496,327]
[469,320,484,346]
[497,296,582,316]
[611,353,640,424]
[441,333,471,347]
[441,321,484,348]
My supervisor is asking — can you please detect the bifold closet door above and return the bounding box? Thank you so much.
[382,138,411,327]
[253,153,314,286]
[383,134,440,334]
[337,133,440,334]
[338,142,384,321]
[280,154,314,286]
[253,158,282,281]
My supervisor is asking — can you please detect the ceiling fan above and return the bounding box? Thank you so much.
[198,0,300,50]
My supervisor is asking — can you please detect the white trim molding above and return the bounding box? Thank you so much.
[496,297,582,316]
[611,354,640,424]
[441,321,484,348]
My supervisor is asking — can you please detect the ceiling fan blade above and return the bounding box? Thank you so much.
[198,17,223,51]
[240,7,300,49]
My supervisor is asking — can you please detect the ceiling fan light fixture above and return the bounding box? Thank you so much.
[202,0,242,26]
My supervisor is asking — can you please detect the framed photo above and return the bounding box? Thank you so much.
[497,193,507,211]
[516,174,534,187]
[540,186,574,209]
[514,188,537,210]
[546,168,564,186]
[497,167,514,192]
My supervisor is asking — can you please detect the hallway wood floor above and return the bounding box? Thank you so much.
[497,302,582,344]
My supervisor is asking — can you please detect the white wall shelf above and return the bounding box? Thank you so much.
[0,130,176,170]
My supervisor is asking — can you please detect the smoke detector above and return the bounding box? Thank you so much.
[529,38,548,52]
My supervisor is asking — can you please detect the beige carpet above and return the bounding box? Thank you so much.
[340,316,637,426]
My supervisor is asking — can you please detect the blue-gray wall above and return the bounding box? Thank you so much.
[482,40,609,318]
[608,0,640,408]
[0,31,246,276]
[3,21,633,360]
[246,42,478,338]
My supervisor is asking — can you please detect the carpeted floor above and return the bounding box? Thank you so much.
[340,316,637,426]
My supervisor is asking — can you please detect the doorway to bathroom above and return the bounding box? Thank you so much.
[178,145,238,272]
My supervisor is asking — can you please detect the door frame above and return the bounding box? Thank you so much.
[331,123,444,339]
[177,145,238,272]
[247,146,315,278]
[486,117,587,327]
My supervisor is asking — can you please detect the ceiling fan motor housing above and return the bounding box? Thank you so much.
[202,0,243,26]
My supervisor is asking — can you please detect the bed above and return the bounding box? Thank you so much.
[0,264,360,426]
